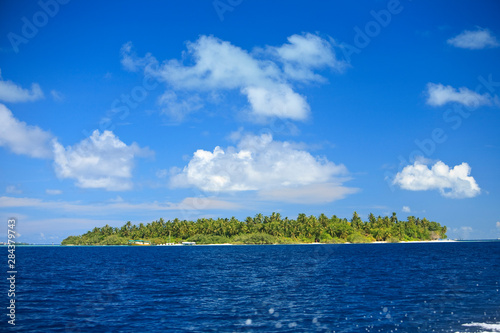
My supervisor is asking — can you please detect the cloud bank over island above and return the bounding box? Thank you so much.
[170,133,357,203]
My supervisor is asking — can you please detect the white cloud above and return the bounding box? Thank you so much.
[120,41,154,72]
[0,103,54,158]
[29,218,126,234]
[172,197,241,211]
[122,33,346,122]
[393,161,480,199]
[5,185,22,194]
[496,221,500,230]
[108,196,124,203]
[45,189,62,195]
[0,195,239,212]
[120,42,135,70]
[269,33,347,81]
[259,183,358,204]
[171,133,355,203]
[52,130,152,191]
[447,28,499,50]
[242,85,310,120]
[157,91,203,122]
[156,169,168,179]
[426,83,495,108]
[0,196,51,208]
[402,206,411,213]
[0,70,44,103]
[50,90,64,102]
[451,226,473,240]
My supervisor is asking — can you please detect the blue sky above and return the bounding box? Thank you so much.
[1,0,499,243]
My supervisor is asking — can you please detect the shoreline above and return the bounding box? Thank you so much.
[154,239,461,246]
[199,239,459,246]
[371,239,457,244]
[21,239,500,247]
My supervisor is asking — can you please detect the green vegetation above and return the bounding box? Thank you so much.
[347,233,374,244]
[232,233,278,244]
[61,212,447,245]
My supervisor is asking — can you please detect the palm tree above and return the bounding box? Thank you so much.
[390,212,398,224]
[351,212,362,229]
[62,211,448,245]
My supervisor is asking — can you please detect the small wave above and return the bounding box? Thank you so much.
[459,322,500,333]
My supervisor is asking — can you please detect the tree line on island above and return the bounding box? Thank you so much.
[61,212,447,245]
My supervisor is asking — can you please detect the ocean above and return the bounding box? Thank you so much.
[2,242,499,332]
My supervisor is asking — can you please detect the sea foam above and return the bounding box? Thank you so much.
[460,322,500,333]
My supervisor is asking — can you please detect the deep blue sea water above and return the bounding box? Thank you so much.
[1,242,500,332]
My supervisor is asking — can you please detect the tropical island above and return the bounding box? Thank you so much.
[61,212,447,245]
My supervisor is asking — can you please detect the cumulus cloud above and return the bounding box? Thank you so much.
[0,69,44,103]
[496,221,500,231]
[402,206,411,213]
[0,104,54,158]
[121,33,346,122]
[269,33,347,81]
[393,161,480,199]
[171,133,356,203]
[426,83,495,108]
[52,130,152,191]
[447,28,499,50]
[242,85,310,120]
[0,103,153,191]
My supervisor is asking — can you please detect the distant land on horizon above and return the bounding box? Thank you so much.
[61,212,448,246]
